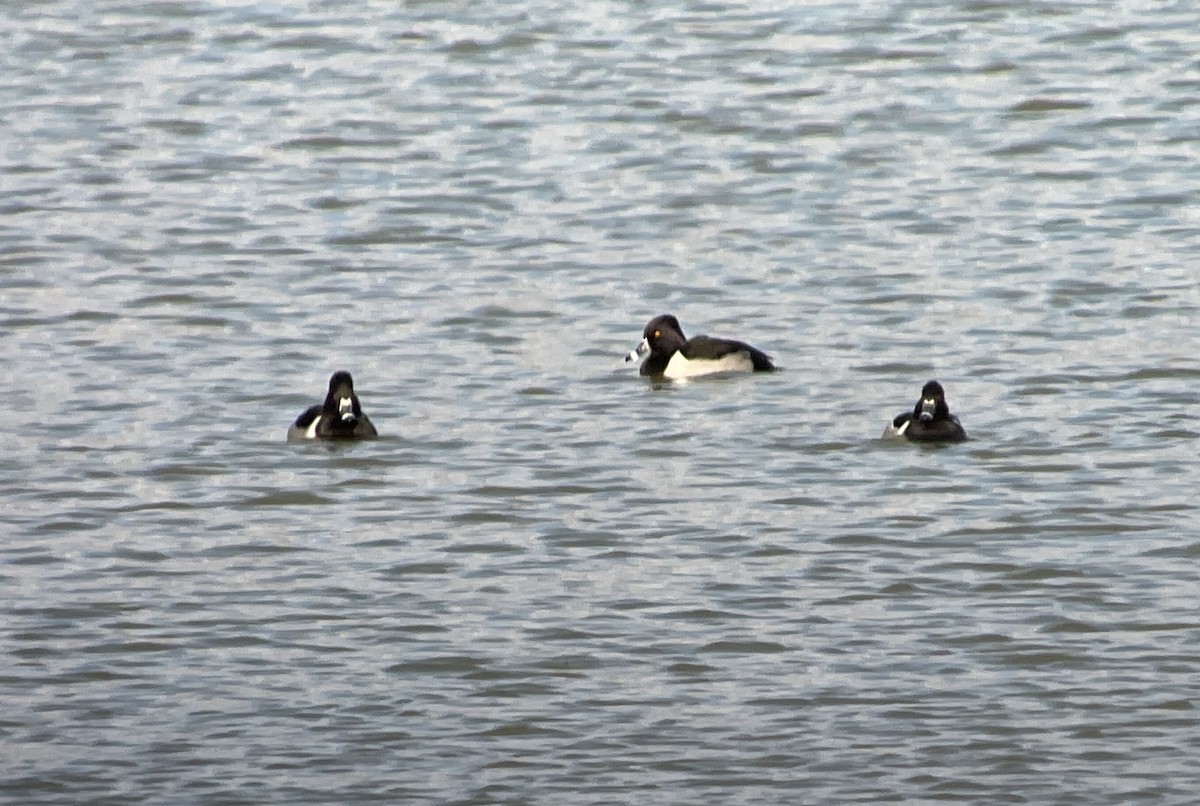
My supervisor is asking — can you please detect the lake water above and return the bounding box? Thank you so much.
[3,1,1199,803]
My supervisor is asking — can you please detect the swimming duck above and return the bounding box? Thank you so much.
[883,380,967,442]
[625,314,775,379]
[287,370,378,441]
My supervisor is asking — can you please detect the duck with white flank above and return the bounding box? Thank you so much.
[625,314,774,380]
[287,371,379,441]
[883,380,967,443]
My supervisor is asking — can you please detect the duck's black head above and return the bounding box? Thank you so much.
[642,314,686,354]
[626,313,688,366]
[323,370,362,422]
[914,380,951,422]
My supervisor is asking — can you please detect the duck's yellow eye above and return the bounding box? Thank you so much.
[653,330,660,338]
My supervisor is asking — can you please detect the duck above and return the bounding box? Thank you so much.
[883,380,967,442]
[287,370,379,441]
[625,314,775,379]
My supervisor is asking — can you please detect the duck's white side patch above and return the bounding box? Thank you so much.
[304,416,321,439]
[882,418,910,439]
[662,350,753,380]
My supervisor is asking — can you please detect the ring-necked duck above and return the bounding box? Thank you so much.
[625,314,775,379]
[883,380,967,442]
[287,370,379,441]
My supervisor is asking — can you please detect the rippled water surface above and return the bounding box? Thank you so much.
[3,1,1199,803]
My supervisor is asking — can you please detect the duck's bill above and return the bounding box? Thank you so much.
[625,338,650,363]
[338,396,356,422]
[918,397,936,422]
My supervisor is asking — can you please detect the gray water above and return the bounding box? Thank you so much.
[2,1,1199,803]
